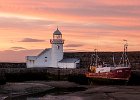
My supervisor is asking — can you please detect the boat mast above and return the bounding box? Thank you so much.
[95,49,98,67]
[124,40,128,67]
[119,40,129,67]
[90,54,93,66]
[89,49,98,71]
[112,53,116,67]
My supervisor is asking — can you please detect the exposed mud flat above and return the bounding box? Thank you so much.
[0,82,53,100]
[2,81,140,100]
[24,85,140,100]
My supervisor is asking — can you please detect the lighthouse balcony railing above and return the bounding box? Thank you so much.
[50,39,64,44]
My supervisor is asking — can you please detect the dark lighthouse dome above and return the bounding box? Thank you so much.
[53,28,62,35]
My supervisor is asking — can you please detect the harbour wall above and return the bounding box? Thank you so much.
[0,68,88,84]
[0,63,26,68]
[0,68,140,85]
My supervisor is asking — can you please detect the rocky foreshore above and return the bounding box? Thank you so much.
[1,81,140,100]
[0,81,83,99]
[0,82,53,99]
[43,85,140,100]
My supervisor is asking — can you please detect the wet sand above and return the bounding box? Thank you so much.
[1,81,140,100]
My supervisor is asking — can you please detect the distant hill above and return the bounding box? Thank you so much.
[0,63,26,68]
[64,51,140,70]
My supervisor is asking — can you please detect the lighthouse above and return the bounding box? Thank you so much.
[26,28,80,68]
[50,28,64,67]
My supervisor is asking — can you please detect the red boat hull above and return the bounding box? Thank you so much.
[86,67,131,81]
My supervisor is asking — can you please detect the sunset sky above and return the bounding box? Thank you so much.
[0,0,140,62]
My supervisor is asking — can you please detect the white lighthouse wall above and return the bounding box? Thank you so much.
[26,60,35,68]
[34,49,52,67]
[51,44,63,67]
[26,56,37,68]
[58,60,80,68]
[58,63,75,68]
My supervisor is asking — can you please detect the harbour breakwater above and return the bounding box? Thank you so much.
[0,68,88,85]
[0,68,140,85]
[0,62,26,68]
[0,69,6,85]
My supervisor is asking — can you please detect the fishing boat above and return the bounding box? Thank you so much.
[86,41,131,84]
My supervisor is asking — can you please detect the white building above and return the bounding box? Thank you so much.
[26,28,80,68]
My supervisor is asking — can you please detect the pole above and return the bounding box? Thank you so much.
[123,40,127,67]
[95,49,98,67]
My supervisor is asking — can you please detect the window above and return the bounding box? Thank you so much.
[54,35,62,39]
[45,57,47,62]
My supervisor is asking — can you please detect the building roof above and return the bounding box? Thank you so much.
[53,28,62,35]
[59,58,80,63]
[37,48,51,57]
[27,56,37,60]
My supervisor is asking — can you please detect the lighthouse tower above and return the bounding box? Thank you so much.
[26,28,80,68]
[50,28,64,67]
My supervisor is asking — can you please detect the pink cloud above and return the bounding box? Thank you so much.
[0,0,139,62]
[0,49,42,62]
[19,38,45,42]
